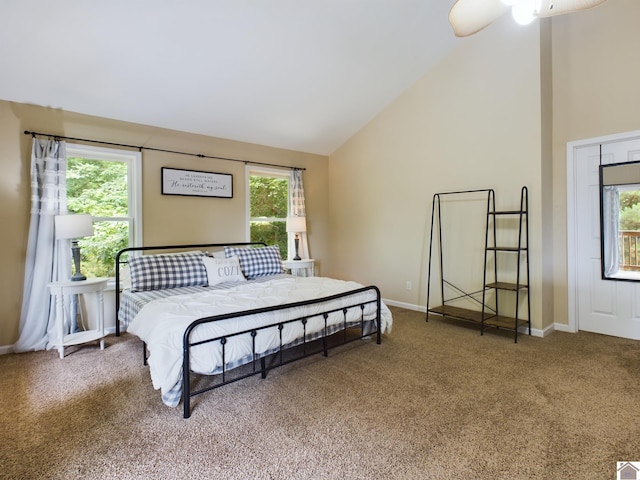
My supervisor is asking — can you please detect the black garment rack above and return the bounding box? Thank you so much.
[426,187,531,342]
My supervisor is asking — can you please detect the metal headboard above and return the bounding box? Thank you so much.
[114,242,267,336]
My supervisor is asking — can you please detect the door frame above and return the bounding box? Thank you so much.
[566,129,640,334]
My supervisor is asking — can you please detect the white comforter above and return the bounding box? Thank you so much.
[128,276,393,407]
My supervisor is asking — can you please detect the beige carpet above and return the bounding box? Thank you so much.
[1,307,639,479]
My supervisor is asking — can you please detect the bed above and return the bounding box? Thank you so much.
[115,242,393,418]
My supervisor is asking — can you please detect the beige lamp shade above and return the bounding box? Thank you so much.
[55,214,94,240]
[286,216,307,233]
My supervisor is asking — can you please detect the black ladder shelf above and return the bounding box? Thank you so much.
[426,187,531,342]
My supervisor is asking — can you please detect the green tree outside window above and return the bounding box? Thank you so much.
[66,158,130,277]
[249,175,288,259]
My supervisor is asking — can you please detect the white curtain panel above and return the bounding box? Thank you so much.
[288,169,310,260]
[14,139,70,352]
[602,185,620,277]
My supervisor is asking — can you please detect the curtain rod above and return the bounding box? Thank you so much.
[23,130,305,171]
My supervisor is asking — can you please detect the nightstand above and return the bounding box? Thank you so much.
[282,259,315,277]
[48,277,109,358]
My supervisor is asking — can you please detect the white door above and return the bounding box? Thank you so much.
[573,135,640,340]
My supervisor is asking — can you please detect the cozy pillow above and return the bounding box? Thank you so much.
[119,265,132,290]
[128,252,208,292]
[202,255,246,286]
[223,245,284,280]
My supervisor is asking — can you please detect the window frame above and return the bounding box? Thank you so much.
[66,143,143,276]
[602,183,640,281]
[245,164,290,242]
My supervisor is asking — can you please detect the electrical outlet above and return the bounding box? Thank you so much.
[406,281,412,290]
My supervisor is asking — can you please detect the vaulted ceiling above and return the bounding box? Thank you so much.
[0,1,460,155]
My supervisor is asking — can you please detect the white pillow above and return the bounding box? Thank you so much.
[119,265,131,290]
[202,256,246,286]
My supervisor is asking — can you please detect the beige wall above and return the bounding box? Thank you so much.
[551,0,640,331]
[329,14,549,331]
[328,0,640,334]
[0,101,329,347]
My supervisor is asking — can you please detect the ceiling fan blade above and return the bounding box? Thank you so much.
[449,0,510,37]
[536,0,608,17]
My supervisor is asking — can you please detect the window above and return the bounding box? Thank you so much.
[66,144,142,278]
[247,166,289,260]
[612,186,640,277]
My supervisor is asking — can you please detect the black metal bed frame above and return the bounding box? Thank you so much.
[115,243,383,418]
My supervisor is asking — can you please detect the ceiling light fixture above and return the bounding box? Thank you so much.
[511,0,539,25]
[449,0,608,37]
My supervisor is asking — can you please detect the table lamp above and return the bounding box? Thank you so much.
[55,213,94,281]
[286,216,306,261]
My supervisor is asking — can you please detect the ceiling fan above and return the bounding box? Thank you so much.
[448,0,608,37]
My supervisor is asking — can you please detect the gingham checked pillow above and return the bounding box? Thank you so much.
[128,252,208,292]
[223,245,283,280]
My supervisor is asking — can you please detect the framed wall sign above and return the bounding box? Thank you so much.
[161,167,233,198]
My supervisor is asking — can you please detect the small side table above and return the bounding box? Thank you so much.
[48,277,109,358]
[282,259,315,277]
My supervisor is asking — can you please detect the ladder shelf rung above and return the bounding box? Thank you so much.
[484,315,529,330]
[485,282,528,291]
[488,210,527,215]
[486,246,527,252]
[428,305,494,323]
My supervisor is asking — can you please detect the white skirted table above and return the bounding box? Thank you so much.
[48,277,109,358]
[282,259,315,277]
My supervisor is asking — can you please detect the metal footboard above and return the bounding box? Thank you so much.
[181,286,382,418]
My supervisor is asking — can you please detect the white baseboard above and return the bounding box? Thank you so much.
[383,298,559,339]
[382,298,426,313]
[0,344,14,355]
[528,324,552,338]
[553,322,575,333]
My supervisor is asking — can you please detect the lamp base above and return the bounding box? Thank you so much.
[293,236,301,260]
[70,241,86,281]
